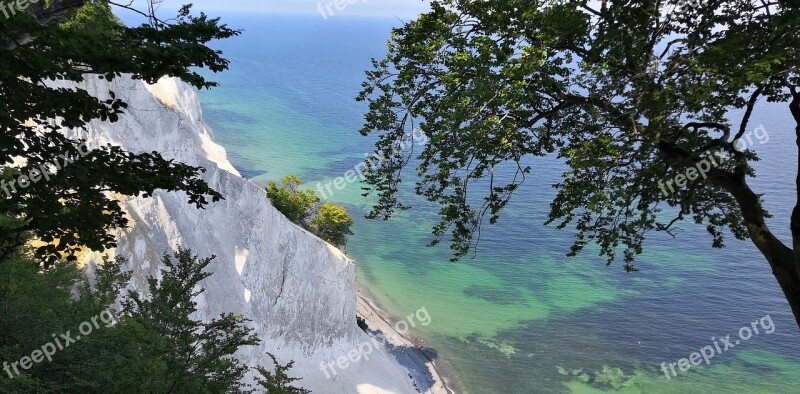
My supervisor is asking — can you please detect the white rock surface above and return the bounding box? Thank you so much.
[54,75,418,394]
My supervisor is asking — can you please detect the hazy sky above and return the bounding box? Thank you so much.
[127,0,431,18]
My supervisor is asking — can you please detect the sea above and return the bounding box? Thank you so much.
[147,12,800,394]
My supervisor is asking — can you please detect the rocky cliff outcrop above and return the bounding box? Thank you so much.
[54,75,417,394]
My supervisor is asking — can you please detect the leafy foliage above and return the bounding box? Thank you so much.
[358,0,800,267]
[0,3,313,392]
[0,249,306,393]
[267,176,353,248]
[58,0,120,33]
[310,202,354,248]
[359,0,800,326]
[0,252,89,393]
[115,249,260,393]
[255,353,311,394]
[0,1,240,265]
[267,176,320,225]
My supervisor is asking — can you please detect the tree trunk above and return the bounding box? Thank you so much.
[771,247,800,329]
[659,110,800,329]
[694,92,800,329]
[725,174,800,329]
[790,91,800,286]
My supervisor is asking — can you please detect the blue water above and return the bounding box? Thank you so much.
[180,13,799,393]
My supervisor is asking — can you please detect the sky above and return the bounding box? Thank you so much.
[117,0,431,19]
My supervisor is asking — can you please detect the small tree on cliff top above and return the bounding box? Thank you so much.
[267,176,354,248]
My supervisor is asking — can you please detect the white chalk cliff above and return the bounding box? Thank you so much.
[55,75,419,394]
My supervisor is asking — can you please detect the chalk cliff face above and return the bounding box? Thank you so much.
[55,76,417,394]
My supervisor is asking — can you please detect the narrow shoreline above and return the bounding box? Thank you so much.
[355,289,456,394]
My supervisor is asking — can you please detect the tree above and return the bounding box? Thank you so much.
[0,3,307,392]
[0,248,272,393]
[358,0,800,327]
[255,353,311,394]
[112,250,260,393]
[267,176,353,248]
[311,202,354,248]
[0,1,239,264]
[267,176,320,225]
[0,251,94,393]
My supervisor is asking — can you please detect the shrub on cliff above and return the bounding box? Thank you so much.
[109,250,260,392]
[255,353,311,394]
[266,176,320,225]
[267,176,354,248]
[310,202,354,248]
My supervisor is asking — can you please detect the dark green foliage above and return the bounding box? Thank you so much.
[113,249,260,393]
[267,176,353,248]
[255,353,311,394]
[358,0,800,265]
[0,251,127,393]
[0,3,313,392]
[0,254,87,376]
[59,0,121,33]
[0,1,240,265]
[0,249,276,393]
[359,0,800,325]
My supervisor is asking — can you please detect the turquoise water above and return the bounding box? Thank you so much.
[189,13,800,393]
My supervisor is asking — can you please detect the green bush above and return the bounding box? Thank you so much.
[266,176,320,225]
[256,353,311,394]
[266,176,353,248]
[310,202,354,248]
